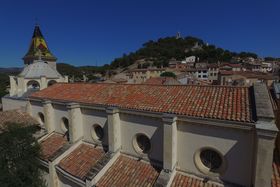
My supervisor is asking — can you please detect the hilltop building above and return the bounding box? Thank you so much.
[1,25,68,111]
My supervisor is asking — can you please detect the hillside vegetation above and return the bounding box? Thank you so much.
[57,35,272,77]
[110,36,260,69]
[1,35,279,96]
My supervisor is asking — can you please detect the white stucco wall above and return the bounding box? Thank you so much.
[177,121,254,186]
[53,104,69,134]
[41,169,51,187]
[57,175,81,187]
[120,113,163,162]
[81,108,108,146]
[1,97,27,111]
[30,101,44,123]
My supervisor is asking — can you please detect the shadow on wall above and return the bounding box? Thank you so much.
[57,173,81,187]
[120,113,164,164]
[177,123,255,186]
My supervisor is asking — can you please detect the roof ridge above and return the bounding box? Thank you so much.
[56,82,250,89]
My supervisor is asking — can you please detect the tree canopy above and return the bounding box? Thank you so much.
[0,73,9,98]
[110,36,261,69]
[0,123,46,187]
[160,71,176,78]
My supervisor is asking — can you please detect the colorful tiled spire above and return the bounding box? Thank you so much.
[23,25,57,64]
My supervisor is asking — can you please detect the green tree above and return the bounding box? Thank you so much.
[0,73,9,98]
[0,123,46,187]
[160,71,176,78]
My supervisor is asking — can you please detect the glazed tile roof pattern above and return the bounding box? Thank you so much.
[272,149,280,187]
[58,143,105,181]
[0,110,38,133]
[96,155,160,186]
[30,83,253,122]
[40,133,67,161]
[171,173,223,187]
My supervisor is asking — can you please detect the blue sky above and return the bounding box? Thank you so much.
[0,0,279,67]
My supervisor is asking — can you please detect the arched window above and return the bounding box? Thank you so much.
[27,80,40,90]
[91,124,104,141]
[37,112,45,125]
[48,80,57,87]
[61,117,70,141]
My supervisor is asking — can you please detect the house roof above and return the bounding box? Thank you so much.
[171,173,222,187]
[96,155,160,186]
[40,133,68,161]
[220,71,276,80]
[144,77,181,85]
[30,83,254,122]
[0,110,38,132]
[127,68,165,73]
[220,63,242,68]
[57,143,105,181]
[19,61,61,79]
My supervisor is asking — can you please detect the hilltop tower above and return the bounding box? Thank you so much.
[23,25,57,70]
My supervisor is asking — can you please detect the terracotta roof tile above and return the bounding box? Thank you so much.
[171,173,223,187]
[144,77,181,85]
[40,133,67,161]
[96,155,160,186]
[0,110,38,132]
[272,149,280,187]
[58,143,105,181]
[30,83,254,122]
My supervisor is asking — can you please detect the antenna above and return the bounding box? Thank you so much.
[176,31,181,39]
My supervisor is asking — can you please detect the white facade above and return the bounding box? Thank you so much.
[181,56,197,64]
[25,83,278,187]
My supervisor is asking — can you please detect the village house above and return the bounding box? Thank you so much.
[126,68,165,84]
[219,63,242,72]
[218,71,277,86]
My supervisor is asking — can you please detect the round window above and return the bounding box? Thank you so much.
[61,117,69,133]
[194,147,226,176]
[133,134,151,154]
[91,124,104,141]
[38,112,45,124]
[200,149,222,171]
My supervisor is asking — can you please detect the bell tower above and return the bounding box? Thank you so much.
[23,25,57,70]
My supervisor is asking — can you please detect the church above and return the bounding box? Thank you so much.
[1,26,279,187]
[1,25,68,111]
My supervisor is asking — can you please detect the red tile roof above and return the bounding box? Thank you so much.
[272,149,280,187]
[144,77,181,85]
[0,110,38,132]
[171,173,222,187]
[220,71,276,80]
[30,83,253,122]
[96,155,160,186]
[58,143,105,181]
[220,63,242,68]
[40,133,67,161]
